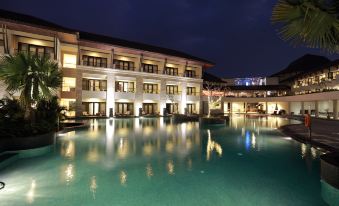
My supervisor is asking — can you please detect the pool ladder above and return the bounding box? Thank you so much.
[0,182,5,190]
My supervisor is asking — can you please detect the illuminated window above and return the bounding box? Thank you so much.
[63,54,77,68]
[62,77,76,92]
[60,99,76,117]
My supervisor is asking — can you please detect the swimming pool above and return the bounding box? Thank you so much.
[0,116,328,205]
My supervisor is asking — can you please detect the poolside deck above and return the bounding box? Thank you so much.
[280,118,339,152]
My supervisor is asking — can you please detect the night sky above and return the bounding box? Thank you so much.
[1,0,337,77]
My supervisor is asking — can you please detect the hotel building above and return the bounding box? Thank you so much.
[0,9,214,117]
[202,55,339,120]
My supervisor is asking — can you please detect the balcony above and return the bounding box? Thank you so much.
[82,90,107,100]
[143,90,160,100]
[82,60,107,68]
[114,64,135,71]
[15,49,55,59]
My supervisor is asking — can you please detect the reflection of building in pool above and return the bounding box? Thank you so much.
[206,130,222,161]
[202,54,339,119]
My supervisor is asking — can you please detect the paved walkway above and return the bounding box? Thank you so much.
[280,118,339,152]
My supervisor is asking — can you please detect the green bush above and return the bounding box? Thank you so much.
[0,96,65,138]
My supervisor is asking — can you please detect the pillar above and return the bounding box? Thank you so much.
[75,70,83,117]
[288,101,291,115]
[315,101,319,118]
[106,74,115,117]
[159,79,167,116]
[265,102,268,114]
[180,82,187,114]
[301,101,305,115]
[134,76,143,116]
[333,100,338,119]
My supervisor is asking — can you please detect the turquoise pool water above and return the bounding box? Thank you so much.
[0,116,328,205]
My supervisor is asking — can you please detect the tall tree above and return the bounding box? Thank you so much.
[0,53,62,119]
[272,0,339,53]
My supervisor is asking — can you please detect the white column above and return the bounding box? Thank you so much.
[159,79,167,116]
[106,74,115,117]
[315,101,319,118]
[181,82,187,114]
[134,76,143,116]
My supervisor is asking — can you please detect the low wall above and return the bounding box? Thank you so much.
[0,132,55,152]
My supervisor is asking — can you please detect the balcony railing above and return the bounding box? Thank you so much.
[15,49,55,59]
[83,86,107,92]
[114,64,135,71]
[115,88,135,93]
[82,61,107,68]
[141,68,160,74]
[166,91,182,95]
[186,92,200,96]
[144,90,160,94]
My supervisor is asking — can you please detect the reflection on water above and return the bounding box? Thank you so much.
[167,160,175,175]
[146,164,153,178]
[206,129,222,161]
[11,115,324,205]
[89,176,97,200]
[26,179,36,204]
[120,171,127,185]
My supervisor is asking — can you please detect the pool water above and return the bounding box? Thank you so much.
[0,116,328,205]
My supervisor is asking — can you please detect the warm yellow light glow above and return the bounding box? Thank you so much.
[251,133,256,149]
[120,170,127,185]
[167,160,175,175]
[26,179,36,204]
[87,145,100,163]
[143,143,153,156]
[146,164,153,178]
[301,143,307,159]
[165,140,174,153]
[90,176,97,200]
[63,54,77,68]
[311,147,317,159]
[143,127,153,136]
[62,77,76,92]
[65,164,74,184]
[206,129,222,161]
[61,140,75,159]
[118,138,129,159]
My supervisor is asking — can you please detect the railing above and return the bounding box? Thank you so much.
[141,68,160,74]
[184,73,198,78]
[164,71,181,76]
[115,88,135,93]
[166,91,182,95]
[114,64,135,71]
[83,86,107,92]
[82,61,107,68]
[186,92,200,96]
[15,49,55,58]
[144,90,160,94]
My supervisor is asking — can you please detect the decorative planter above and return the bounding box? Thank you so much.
[0,132,55,152]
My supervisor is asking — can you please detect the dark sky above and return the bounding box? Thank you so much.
[1,0,337,77]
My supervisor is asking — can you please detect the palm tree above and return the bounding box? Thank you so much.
[272,0,339,53]
[0,52,62,120]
